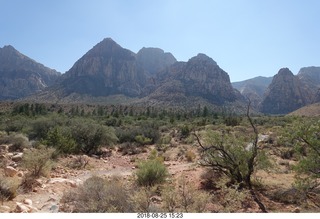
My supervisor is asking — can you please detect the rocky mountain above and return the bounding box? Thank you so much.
[136,47,176,76]
[58,38,147,97]
[0,45,61,100]
[28,39,241,108]
[297,66,320,103]
[259,68,313,114]
[232,76,273,108]
[147,53,239,105]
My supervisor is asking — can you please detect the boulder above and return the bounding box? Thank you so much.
[12,153,23,162]
[15,202,30,213]
[23,199,32,206]
[4,166,18,177]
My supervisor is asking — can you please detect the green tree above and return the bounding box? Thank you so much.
[70,119,118,155]
[283,119,320,198]
[42,127,77,154]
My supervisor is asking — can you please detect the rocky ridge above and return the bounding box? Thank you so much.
[0,45,61,100]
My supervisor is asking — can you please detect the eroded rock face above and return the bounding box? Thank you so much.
[260,68,312,114]
[136,47,176,76]
[149,53,238,105]
[0,45,61,100]
[61,38,147,97]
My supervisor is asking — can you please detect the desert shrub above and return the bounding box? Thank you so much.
[61,176,134,212]
[0,132,30,152]
[131,186,159,212]
[135,135,152,146]
[19,173,41,193]
[41,127,77,155]
[185,150,196,162]
[214,177,251,212]
[116,123,160,144]
[200,169,221,190]
[161,177,210,213]
[281,118,320,208]
[158,135,171,145]
[180,125,190,138]
[28,116,58,140]
[4,115,28,134]
[21,145,55,178]
[161,184,179,212]
[0,177,19,204]
[70,119,118,155]
[224,116,242,127]
[135,159,168,187]
[67,155,89,169]
[118,142,143,155]
[177,177,210,213]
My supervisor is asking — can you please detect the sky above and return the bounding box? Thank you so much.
[1,0,320,82]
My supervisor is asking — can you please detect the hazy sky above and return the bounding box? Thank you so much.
[1,0,319,82]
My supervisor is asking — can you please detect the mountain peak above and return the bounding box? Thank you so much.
[189,53,217,65]
[136,47,177,76]
[2,45,16,51]
[0,45,21,57]
[277,67,293,77]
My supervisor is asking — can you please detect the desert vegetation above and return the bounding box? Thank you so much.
[0,102,319,212]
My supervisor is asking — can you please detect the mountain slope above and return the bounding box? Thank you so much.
[259,68,312,114]
[146,53,239,105]
[59,38,147,97]
[0,45,61,100]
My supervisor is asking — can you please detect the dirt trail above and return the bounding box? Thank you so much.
[1,150,199,213]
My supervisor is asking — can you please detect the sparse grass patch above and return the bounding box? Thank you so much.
[21,145,55,178]
[0,176,19,204]
[60,176,134,212]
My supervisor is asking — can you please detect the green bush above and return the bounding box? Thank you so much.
[180,125,190,138]
[136,159,168,187]
[116,122,160,144]
[70,119,118,155]
[135,135,152,146]
[41,127,77,155]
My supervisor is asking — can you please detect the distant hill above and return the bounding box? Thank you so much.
[0,45,61,100]
[289,102,320,117]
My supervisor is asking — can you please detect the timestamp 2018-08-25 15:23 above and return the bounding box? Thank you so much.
[137,213,183,218]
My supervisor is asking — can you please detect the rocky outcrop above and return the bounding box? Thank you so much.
[60,38,147,97]
[148,53,238,105]
[136,47,176,76]
[260,68,312,114]
[0,45,61,100]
